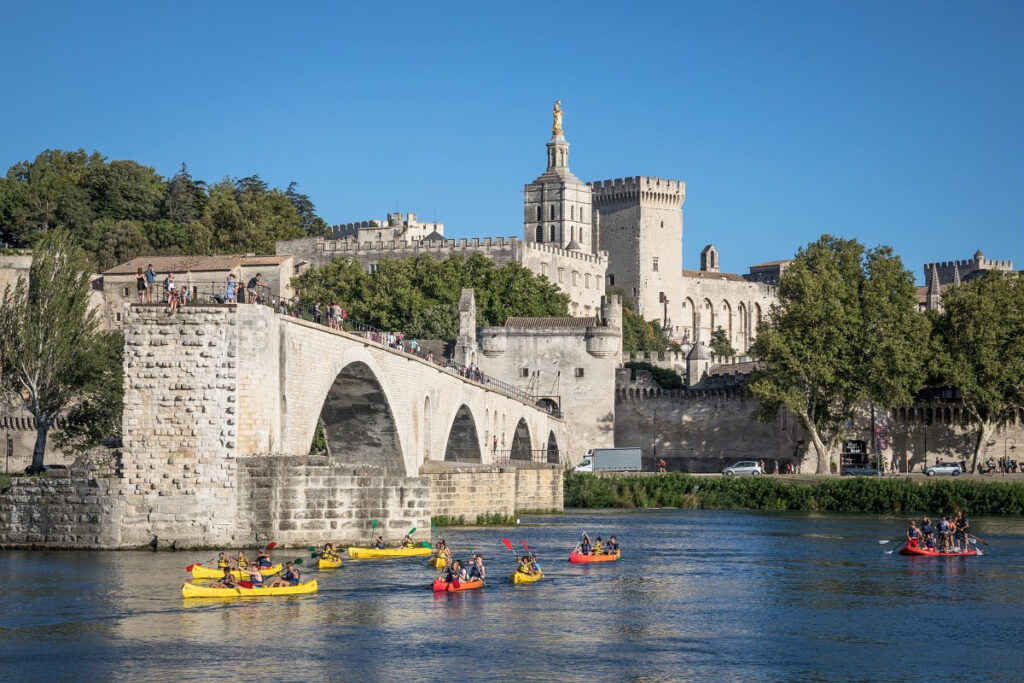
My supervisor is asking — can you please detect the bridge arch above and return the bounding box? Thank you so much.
[444,404,482,463]
[546,430,560,464]
[319,361,404,476]
[510,417,533,461]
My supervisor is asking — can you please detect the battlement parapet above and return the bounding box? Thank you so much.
[319,236,518,253]
[589,176,686,206]
[518,241,609,265]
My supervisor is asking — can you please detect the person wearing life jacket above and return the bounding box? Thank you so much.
[432,539,451,564]
[216,552,230,569]
[374,535,386,550]
[241,565,264,588]
[256,548,272,569]
[954,510,970,551]
[937,516,952,553]
[920,517,935,549]
[321,543,339,561]
[268,561,301,588]
[906,521,921,548]
[516,555,532,576]
[235,550,249,569]
[526,553,539,574]
[218,566,239,588]
[579,533,592,555]
[593,536,605,555]
[402,534,415,549]
[605,536,619,555]
[468,554,485,581]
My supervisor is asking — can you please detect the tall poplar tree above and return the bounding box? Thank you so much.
[749,236,929,474]
[0,231,114,472]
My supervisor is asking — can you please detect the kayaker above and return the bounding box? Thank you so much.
[433,539,451,563]
[578,533,592,555]
[402,534,415,549]
[256,548,273,569]
[373,535,386,550]
[268,561,301,588]
[216,552,230,570]
[906,521,921,548]
[235,550,250,569]
[954,510,970,550]
[593,536,604,555]
[605,536,619,554]
[444,560,467,583]
[218,567,238,588]
[921,517,935,549]
[468,554,485,581]
[516,555,532,575]
[241,565,264,588]
[937,516,952,553]
[526,553,539,574]
[321,543,339,561]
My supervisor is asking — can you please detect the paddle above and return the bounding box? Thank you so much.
[369,518,378,548]
[968,534,989,546]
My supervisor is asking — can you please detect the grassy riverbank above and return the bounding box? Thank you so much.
[564,472,1024,515]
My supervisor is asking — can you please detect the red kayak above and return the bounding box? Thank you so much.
[432,578,484,592]
[569,550,621,563]
[899,544,978,557]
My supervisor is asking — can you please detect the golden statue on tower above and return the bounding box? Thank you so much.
[552,99,563,136]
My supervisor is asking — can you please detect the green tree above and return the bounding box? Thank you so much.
[291,254,570,337]
[53,331,124,454]
[0,231,110,472]
[163,163,207,223]
[749,236,929,474]
[608,285,669,353]
[929,271,1024,472]
[710,326,736,356]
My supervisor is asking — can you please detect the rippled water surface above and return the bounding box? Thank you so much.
[2,510,1023,682]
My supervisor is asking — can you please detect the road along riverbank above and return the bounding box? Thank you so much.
[564,472,1024,515]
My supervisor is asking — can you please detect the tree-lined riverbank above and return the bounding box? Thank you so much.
[564,472,1024,515]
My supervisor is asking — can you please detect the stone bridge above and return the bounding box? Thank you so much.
[239,308,567,474]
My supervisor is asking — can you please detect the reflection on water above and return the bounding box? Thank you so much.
[1,510,1023,681]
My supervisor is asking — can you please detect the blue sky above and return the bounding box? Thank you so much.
[1,1,1021,281]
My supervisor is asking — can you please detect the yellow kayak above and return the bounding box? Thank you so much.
[347,546,432,559]
[181,579,318,598]
[318,557,342,569]
[191,563,281,580]
[428,555,448,569]
[512,570,543,584]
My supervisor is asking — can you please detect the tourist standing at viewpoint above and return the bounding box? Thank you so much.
[135,267,147,303]
[144,263,156,302]
[225,273,237,303]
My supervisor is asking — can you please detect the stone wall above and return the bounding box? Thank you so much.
[0,450,122,548]
[237,456,431,547]
[421,461,563,520]
[0,405,72,472]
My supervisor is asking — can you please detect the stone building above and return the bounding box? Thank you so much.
[0,252,31,294]
[454,289,621,460]
[93,254,301,329]
[328,212,444,242]
[917,249,1016,312]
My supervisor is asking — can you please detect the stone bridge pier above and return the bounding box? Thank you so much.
[110,304,565,549]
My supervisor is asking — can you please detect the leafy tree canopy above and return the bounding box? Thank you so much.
[928,271,1024,471]
[0,149,326,270]
[749,235,929,474]
[710,326,736,356]
[291,253,570,339]
[607,285,670,354]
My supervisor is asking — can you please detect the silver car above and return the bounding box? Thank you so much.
[924,463,962,476]
[722,460,763,476]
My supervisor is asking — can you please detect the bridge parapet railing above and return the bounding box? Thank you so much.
[492,449,561,465]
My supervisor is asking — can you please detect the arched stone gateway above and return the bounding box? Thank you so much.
[319,361,404,476]
[444,405,482,463]
[546,431,560,464]
[510,418,533,461]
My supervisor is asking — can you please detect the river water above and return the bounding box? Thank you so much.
[1,509,1022,682]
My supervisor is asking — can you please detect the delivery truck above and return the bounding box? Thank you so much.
[573,447,643,472]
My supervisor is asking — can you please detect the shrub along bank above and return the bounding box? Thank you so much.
[564,472,1024,516]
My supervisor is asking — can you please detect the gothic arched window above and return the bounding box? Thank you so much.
[550,225,556,242]
[550,205,555,220]
[571,205,574,220]
[536,225,544,242]
[536,205,541,221]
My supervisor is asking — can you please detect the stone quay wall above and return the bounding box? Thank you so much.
[0,451,122,548]
[422,461,563,520]
[237,456,431,547]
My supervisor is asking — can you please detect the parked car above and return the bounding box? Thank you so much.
[924,463,962,476]
[722,461,762,476]
[841,465,882,477]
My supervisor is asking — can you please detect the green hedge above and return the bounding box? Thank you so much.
[564,472,1024,516]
